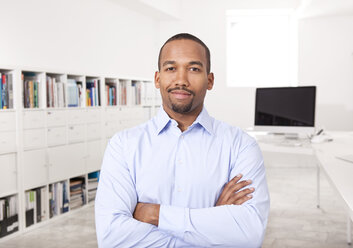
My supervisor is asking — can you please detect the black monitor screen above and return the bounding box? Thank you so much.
[255,86,316,127]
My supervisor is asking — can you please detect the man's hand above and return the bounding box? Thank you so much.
[216,174,254,206]
[133,203,160,226]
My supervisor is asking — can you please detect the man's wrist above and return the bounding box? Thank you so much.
[150,204,160,226]
[133,202,160,226]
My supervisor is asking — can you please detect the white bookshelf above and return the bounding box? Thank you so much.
[0,66,160,240]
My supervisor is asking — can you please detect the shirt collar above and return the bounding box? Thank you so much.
[155,106,214,135]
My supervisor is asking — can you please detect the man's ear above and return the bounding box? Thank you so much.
[154,71,160,89]
[207,73,214,90]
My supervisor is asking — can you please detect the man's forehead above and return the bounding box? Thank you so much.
[160,39,207,63]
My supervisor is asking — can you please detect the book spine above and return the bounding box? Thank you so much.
[8,74,13,109]
[0,73,2,109]
[2,73,7,109]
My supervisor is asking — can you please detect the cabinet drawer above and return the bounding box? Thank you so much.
[47,110,66,127]
[87,123,101,140]
[118,108,130,121]
[105,108,119,122]
[23,111,45,129]
[67,109,85,124]
[0,153,17,196]
[86,140,103,173]
[0,131,16,154]
[104,121,117,138]
[68,124,85,143]
[23,149,47,190]
[23,129,45,150]
[48,143,85,182]
[47,127,66,146]
[86,109,101,123]
[0,112,16,131]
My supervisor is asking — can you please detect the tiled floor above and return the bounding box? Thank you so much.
[0,165,352,248]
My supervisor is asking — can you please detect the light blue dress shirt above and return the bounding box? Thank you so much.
[95,107,270,248]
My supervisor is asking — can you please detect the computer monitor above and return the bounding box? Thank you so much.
[254,86,316,135]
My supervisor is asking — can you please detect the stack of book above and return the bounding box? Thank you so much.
[105,83,117,106]
[46,76,65,108]
[67,79,83,107]
[131,81,141,105]
[141,81,155,106]
[69,177,85,210]
[22,73,40,108]
[0,72,13,109]
[25,188,47,227]
[87,171,100,202]
[49,182,69,218]
[0,195,18,238]
[118,81,128,105]
[86,79,99,107]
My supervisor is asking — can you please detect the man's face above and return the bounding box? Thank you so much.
[155,39,214,115]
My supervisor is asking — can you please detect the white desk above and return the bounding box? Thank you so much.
[249,131,353,245]
[312,132,353,245]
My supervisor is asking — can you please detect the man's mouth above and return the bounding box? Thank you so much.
[170,90,192,100]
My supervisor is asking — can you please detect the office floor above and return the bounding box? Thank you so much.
[0,165,352,248]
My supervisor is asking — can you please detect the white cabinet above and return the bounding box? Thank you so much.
[86,140,103,173]
[87,123,101,140]
[0,111,16,131]
[0,153,17,197]
[47,110,66,127]
[0,131,17,154]
[67,109,85,124]
[104,121,117,138]
[48,143,86,182]
[23,110,45,129]
[47,127,66,146]
[68,124,85,143]
[23,149,47,190]
[23,129,45,150]
[86,109,101,123]
[105,108,119,122]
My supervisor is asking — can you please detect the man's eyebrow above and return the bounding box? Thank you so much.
[162,61,176,67]
[189,61,203,67]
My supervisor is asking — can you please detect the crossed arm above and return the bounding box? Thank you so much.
[95,136,270,247]
[133,174,254,226]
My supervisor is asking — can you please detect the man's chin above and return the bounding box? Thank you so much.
[171,103,193,114]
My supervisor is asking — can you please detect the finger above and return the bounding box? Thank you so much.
[229,187,255,204]
[230,179,252,194]
[217,174,243,203]
[233,194,253,205]
[223,174,243,192]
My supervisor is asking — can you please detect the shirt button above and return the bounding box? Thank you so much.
[177,188,182,192]
[177,159,182,164]
[181,135,184,139]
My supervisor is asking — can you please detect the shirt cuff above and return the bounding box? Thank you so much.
[158,204,188,238]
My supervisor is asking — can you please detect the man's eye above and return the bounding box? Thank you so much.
[166,67,175,71]
[190,67,200,72]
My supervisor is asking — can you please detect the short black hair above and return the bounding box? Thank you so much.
[158,33,211,74]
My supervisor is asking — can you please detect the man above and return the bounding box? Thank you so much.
[95,33,270,247]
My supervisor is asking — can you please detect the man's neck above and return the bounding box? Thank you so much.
[163,104,203,132]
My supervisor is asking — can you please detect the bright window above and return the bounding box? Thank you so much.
[226,9,298,87]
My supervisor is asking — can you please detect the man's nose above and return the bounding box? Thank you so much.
[174,70,190,87]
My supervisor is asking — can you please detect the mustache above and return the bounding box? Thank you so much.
[167,87,195,96]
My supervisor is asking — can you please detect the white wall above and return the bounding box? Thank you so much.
[0,0,159,79]
[298,15,353,130]
[158,0,353,131]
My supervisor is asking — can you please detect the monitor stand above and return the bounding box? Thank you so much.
[269,132,299,140]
